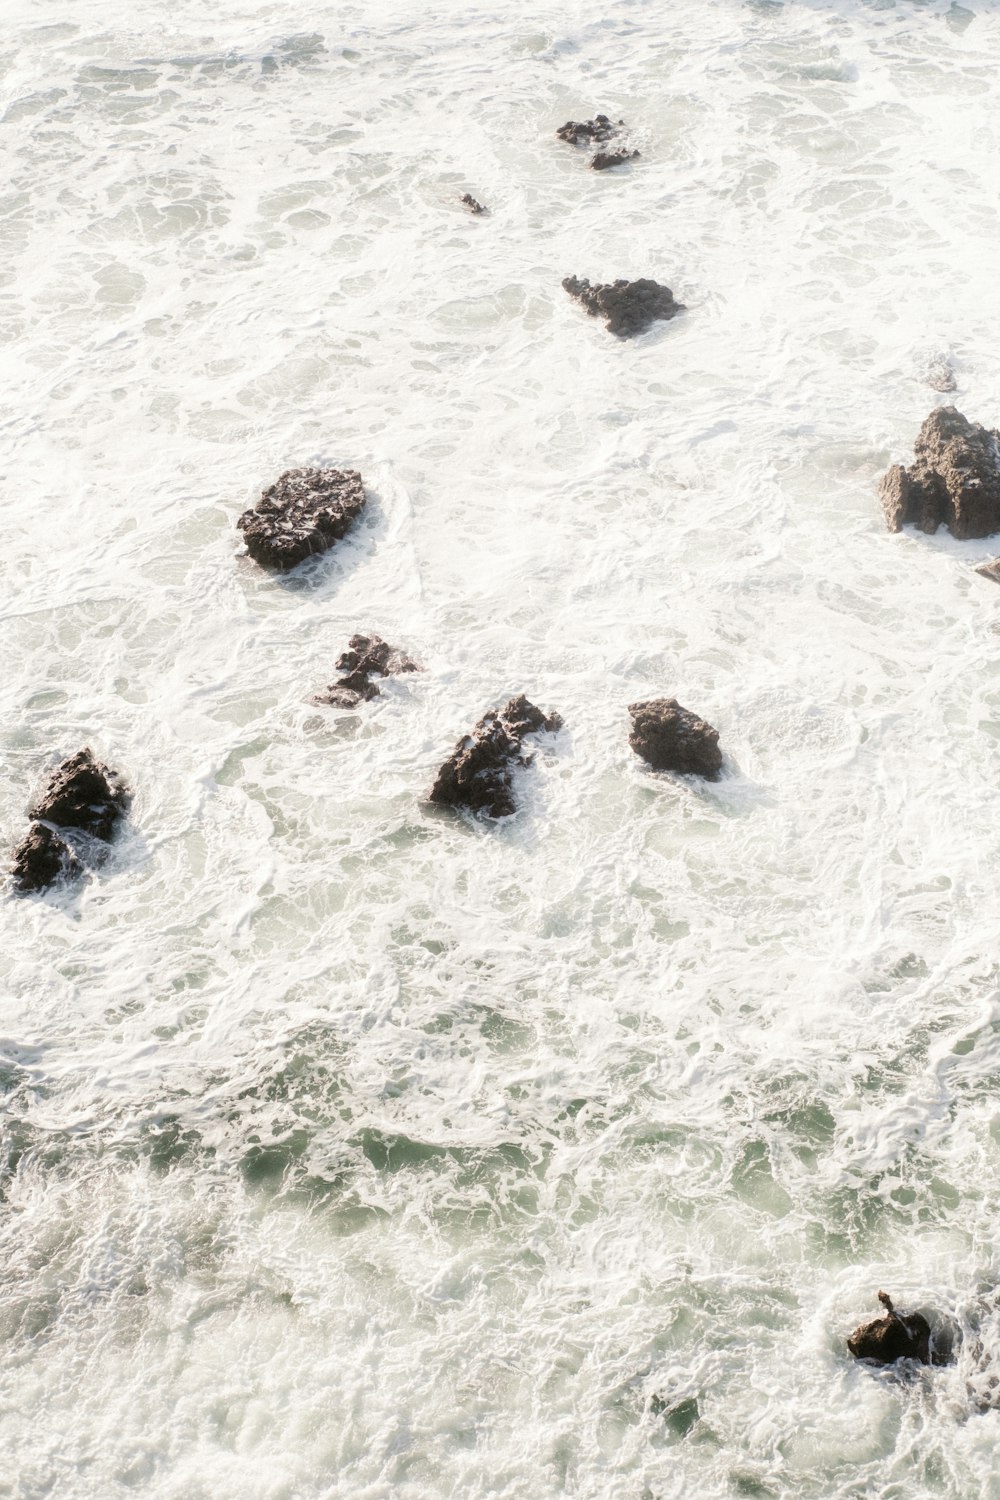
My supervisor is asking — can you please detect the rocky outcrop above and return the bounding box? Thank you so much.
[429,695,562,817]
[628,699,723,780]
[556,114,623,146]
[848,1291,930,1366]
[312,633,420,708]
[562,277,683,338]
[237,467,366,570]
[461,194,487,215]
[12,749,130,893]
[879,407,1000,538]
[592,149,639,171]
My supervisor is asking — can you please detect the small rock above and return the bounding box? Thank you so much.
[926,355,957,393]
[237,467,366,570]
[591,149,640,171]
[847,1291,930,1366]
[11,823,81,893]
[562,276,683,338]
[29,748,130,841]
[429,694,562,818]
[879,407,1000,539]
[628,699,723,780]
[461,194,487,215]
[557,114,623,145]
[311,633,420,708]
[975,558,1000,585]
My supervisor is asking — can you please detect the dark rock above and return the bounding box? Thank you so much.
[429,694,562,818]
[311,633,420,708]
[591,149,640,171]
[461,194,487,215]
[237,467,366,570]
[557,114,623,145]
[11,823,82,893]
[975,558,1000,585]
[628,699,723,780]
[848,1291,930,1366]
[562,276,684,338]
[29,748,130,842]
[879,407,1000,539]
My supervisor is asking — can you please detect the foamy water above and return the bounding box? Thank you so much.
[4,0,1000,1495]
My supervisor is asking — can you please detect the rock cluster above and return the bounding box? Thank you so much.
[847,1291,931,1366]
[238,467,367,570]
[628,699,723,780]
[879,407,1000,539]
[429,695,562,818]
[461,194,487,215]
[312,633,420,708]
[12,749,130,893]
[556,114,623,146]
[562,276,683,338]
[591,149,639,171]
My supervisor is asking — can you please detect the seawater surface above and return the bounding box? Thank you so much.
[3,1,1000,1496]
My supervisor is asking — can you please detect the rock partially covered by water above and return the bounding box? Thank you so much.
[848,1291,931,1366]
[312,633,420,708]
[461,193,487,215]
[11,823,81,893]
[591,149,640,171]
[237,467,366,570]
[12,749,130,893]
[975,558,1000,585]
[556,114,623,145]
[429,695,562,818]
[879,407,1000,539]
[562,276,683,338]
[628,699,723,780]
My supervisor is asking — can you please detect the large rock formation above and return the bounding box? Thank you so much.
[879,407,1000,538]
[12,749,130,893]
[847,1291,930,1366]
[562,277,683,338]
[311,633,420,708]
[628,699,723,780]
[556,114,623,145]
[429,695,562,818]
[237,467,366,570]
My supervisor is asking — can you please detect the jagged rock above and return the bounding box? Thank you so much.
[879,407,1000,539]
[429,694,562,818]
[237,467,366,570]
[312,633,420,708]
[461,194,487,215]
[591,149,640,171]
[848,1291,930,1366]
[29,748,130,841]
[557,114,623,145]
[975,558,1000,585]
[11,823,82,893]
[562,276,683,338]
[628,699,723,780]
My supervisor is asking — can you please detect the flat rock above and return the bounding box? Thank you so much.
[29,748,130,841]
[848,1291,930,1366]
[11,823,82,893]
[628,699,723,780]
[429,694,562,818]
[238,467,366,570]
[312,633,420,708]
[562,276,683,338]
[879,407,1000,539]
[591,149,639,171]
[556,114,623,145]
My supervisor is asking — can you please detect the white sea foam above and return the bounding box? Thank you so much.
[4,0,1000,1496]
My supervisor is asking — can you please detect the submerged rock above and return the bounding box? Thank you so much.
[461,193,487,215]
[11,823,81,893]
[879,407,1000,539]
[628,699,723,780]
[925,355,957,394]
[556,114,623,145]
[848,1291,931,1366]
[312,633,420,708]
[429,694,562,818]
[237,467,366,570]
[591,148,640,171]
[562,276,683,338]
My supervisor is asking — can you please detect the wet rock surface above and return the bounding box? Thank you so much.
[429,694,562,818]
[12,749,130,893]
[628,699,723,780]
[975,558,1000,585]
[461,194,487,215]
[591,149,640,171]
[562,276,683,338]
[556,114,623,145]
[312,633,420,708]
[879,407,1000,539]
[848,1291,931,1366]
[926,355,957,393]
[237,466,366,570]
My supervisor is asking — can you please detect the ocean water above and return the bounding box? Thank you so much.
[3,0,1000,1495]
